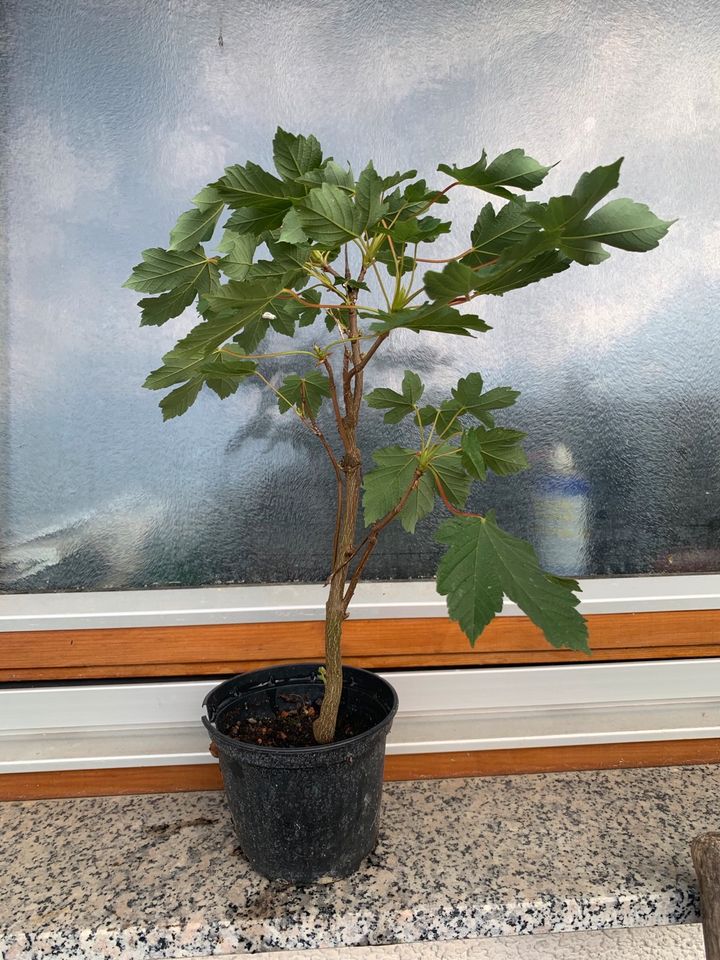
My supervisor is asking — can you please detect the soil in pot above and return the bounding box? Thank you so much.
[222,692,361,748]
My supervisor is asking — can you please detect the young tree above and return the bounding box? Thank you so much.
[125,130,673,743]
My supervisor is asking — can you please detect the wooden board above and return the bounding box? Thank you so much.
[3,738,720,800]
[2,609,719,680]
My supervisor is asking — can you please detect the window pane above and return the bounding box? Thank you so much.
[1,0,718,592]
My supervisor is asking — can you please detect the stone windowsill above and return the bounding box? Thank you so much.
[1,764,717,958]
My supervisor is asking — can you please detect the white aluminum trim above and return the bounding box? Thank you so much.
[1,660,719,773]
[1,573,720,632]
[4,659,720,731]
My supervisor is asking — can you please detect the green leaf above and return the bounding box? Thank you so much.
[243,246,308,289]
[423,262,480,301]
[366,370,424,423]
[436,513,588,650]
[213,161,301,210]
[217,231,256,280]
[272,128,323,181]
[224,206,287,237]
[298,160,355,190]
[461,426,528,479]
[472,250,571,296]
[363,447,435,533]
[278,371,330,418]
[159,277,286,373]
[269,288,322,331]
[169,188,225,250]
[124,246,220,295]
[354,162,388,233]
[138,283,198,327]
[159,380,203,421]
[452,373,520,427]
[296,183,360,245]
[565,198,675,252]
[427,444,471,508]
[557,237,611,266]
[439,148,553,200]
[369,302,490,337]
[231,315,271,353]
[380,169,417,190]
[155,351,256,420]
[387,216,451,245]
[375,240,413,277]
[529,158,623,233]
[278,207,309,245]
[465,201,540,263]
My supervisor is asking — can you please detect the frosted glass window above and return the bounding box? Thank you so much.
[1,0,719,592]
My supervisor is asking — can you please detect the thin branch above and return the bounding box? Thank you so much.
[342,470,423,607]
[278,289,380,313]
[415,245,477,263]
[307,413,343,479]
[350,332,388,379]
[253,370,302,418]
[321,356,350,449]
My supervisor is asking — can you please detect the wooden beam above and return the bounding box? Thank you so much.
[3,738,720,801]
[2,609,719,681]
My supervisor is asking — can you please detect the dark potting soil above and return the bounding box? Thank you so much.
[221,693,361,748]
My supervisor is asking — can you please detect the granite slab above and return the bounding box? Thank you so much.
[251,926,707,959]
[1,765,718,959]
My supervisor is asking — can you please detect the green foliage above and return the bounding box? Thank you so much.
[169,187,225,251]
[127,127,674,657]
[366,370,424,423]
[436,513,589,650]
[369,303,490,336]
[277,371,330,418]
[217,231,256,281]
[438,148,553,200]
[461,427,528,479]
[295,183,359,245]
[363,447,435,533]
[273,128,323,182]
[124,246,219,295]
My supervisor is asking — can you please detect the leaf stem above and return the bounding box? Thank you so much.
[218,346,316,361]
[432,472,484,519]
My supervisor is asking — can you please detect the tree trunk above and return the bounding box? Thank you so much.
[313,452,362,744]
[691,832,720,959]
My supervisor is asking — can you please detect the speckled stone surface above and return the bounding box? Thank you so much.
[257,925,706,959]
[1,765,718,958]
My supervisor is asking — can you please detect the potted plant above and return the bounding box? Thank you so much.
[125,129,672,882]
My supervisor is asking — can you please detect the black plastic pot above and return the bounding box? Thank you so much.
[202,662,398,883]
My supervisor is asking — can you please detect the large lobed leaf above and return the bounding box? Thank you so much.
[124,246,219,295]
[461,426,528,479]
[169,186,225,251]
[277,370,330,418]
[366,370,424,424]
[213,161,301,210]
[273,128,323,182]
[150,350,257,420]
[436,513,589,650]
[369,302,491,337]
[438,148,553,200]
[363,447,435,533]
[295,182,360,245]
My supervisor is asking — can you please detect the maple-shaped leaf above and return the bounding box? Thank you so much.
[436,513,588,650]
